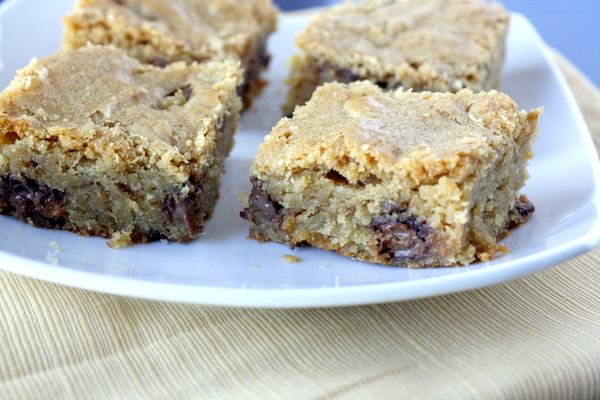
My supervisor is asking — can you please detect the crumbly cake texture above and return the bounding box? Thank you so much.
[0,45,242,247]
[62,0,278,108]
[283,0,510,116]
[242,81,542,268]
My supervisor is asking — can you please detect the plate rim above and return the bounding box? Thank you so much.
[0,223,598,308]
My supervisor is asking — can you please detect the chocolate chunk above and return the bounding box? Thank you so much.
[240,177,284,225]
[163,175,205,237]
[0,176,68,228]
[239,43,270,109]
[509,194,535,228]
[240,178,312,248]
[372,215,433,262]
[515,195,535,217]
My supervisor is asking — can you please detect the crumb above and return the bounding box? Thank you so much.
[49,241,62,251]
[251,264,260,268]
[320,264,328,268]
[478,244,509,261]
[160,239,169,245]
[282,254,300,264]
[107,230,133,248]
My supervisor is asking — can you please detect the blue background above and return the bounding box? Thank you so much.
[275,0,600,88]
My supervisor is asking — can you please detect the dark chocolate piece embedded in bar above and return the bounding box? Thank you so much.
[0,176,68,229]
[241,178,288,244]
[372,215,434,263]
[508,194,535,229]
[163,175,206,238]
[244,178,284,224]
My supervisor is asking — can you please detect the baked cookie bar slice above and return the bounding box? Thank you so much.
[242,81,541,268]
[62,0,278,108]
[0,45,242,247]
[283,0,509,115]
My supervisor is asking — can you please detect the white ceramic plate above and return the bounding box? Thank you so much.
[0,0,599,308]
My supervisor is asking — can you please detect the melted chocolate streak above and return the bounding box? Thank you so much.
[163,175,205,238]
[0,176,68,228]
[372,215,433,262]
[240,178,284,225]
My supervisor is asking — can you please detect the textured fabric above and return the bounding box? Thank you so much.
[2,50,600,400]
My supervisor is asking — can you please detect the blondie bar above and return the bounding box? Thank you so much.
[283,0,509,115]
[0,45,242,247]
[242,81,541,268]
[62,0,278,108]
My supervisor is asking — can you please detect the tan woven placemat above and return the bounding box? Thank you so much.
[1,49,600,400]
